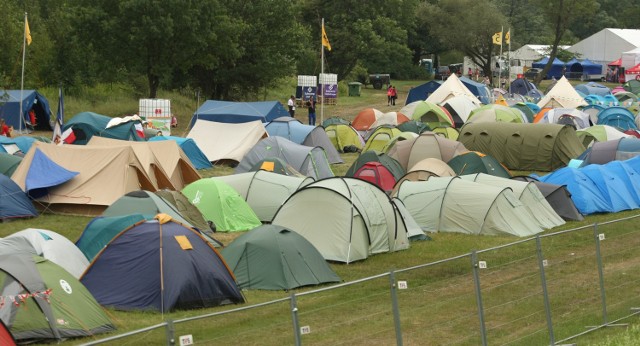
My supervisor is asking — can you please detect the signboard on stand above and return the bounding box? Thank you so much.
[319,73,338,105]
[139,99,172,136]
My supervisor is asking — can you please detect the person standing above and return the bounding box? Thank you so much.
[287,95,296,117]
[468,67,473,79]
[390,85,397,106]
[0,119,11,137]
[307,96,317,126]
[387,86,392,106]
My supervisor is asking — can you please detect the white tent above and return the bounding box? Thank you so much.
[621,47,640,69]
[186,119,267,163]
[537,76,588,109]
[569,28,640,65]
[426,74,481,106]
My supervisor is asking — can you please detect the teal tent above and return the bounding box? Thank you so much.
[221,225,341,290]
[63,112,145,145]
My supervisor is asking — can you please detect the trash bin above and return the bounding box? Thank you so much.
[348,82,362,97]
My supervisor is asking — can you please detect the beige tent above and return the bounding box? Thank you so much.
[426,73,482,106]
[187,119,268,163]
[87,136,200,190]
[409,158,456,176]
[11,142,156,215]
[386,132,468,170]
[537,76,588,109]
[460,173,565,229]
[395,177,544,236]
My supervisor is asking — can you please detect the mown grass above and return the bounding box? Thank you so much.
[9,79,640,345]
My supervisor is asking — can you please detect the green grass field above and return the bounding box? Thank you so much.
[6,79,640,345]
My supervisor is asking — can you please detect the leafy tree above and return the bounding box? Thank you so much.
[532,0,598,85]
[429,0,508,81]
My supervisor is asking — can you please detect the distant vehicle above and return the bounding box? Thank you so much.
[368,74,391,90]
[524,68,543,80]
[434,66,451,80]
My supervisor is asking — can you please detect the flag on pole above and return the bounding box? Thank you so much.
[492,31,502,45]
[322,23,331,51]
[25,18,32,45]
[52,88,64,144]
[505,30,510,45]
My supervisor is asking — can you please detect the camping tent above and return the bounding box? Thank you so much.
[395,177,544,236]
[440,96,481,127]
[596,106,637,131]
[576,125,632,147]
[148,136,212,169]
[458,123,585,171]
[0,253,115,343]
[575,82,611,97]
[352,109,409,132]
[81,215,244,312]
[405,80,442,104]
[447,151,511,178]
[459,76,492,104]
[221,225,341,290]
[324,123,364,153]
[363,126,402,152]
[103,190,213,234]
[76,214,147,261]
[235,136,334,179]
[248,157,304,176]
[87,136,201,190]
[62,112,145,145]
[0,153,21,177]
[346,150,405,180]
[265,117,342,163]
[400,101,454,129]
[467,104,526,124]
[578,137,640,165]
[0,90,52,131]
[11,142,157,215]
[536,76,588,109]
[386,132,468,170]
[272,177,411,263]
[186,119,267,163]
[511,176,584,221]
[216,171,313,222]
[0,135,48,155]
[1,229,89,278]
[182,178,261,232]
[426,74,482,106]
[460,173,565,229]
[189,100,289,127]
[535,108,591,129]
[509,77,539,97]
[0,174,37,220]
[0,320,15,346]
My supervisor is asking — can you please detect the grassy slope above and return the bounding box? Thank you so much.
[9,79,640,345]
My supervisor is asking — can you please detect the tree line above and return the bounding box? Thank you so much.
[1,0,637,99]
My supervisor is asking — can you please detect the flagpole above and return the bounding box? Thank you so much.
[20,12,28,134]
[498,26,503,89]
[508,27,511,87]
[320,18,325,125]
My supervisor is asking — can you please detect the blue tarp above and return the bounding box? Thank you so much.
[0,90,53,131]
[189,100,289,128]
[459,77,492,104]
[24,149,78,198]
[0,174,37,220]
[405,80,442,105]
[533,57,566,79]
[596,106,637,131]
[81,219,244,312]
[148,136,212,169]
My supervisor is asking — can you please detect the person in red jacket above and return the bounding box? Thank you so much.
[1,119,11,137]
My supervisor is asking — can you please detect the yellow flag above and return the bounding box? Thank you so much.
[505,30,510,45]
[492,32,502,45]
[25,18,32,45]
[322,23,331,51]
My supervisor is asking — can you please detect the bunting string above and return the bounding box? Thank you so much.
[0,289,52,309]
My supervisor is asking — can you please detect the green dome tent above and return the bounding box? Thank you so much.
[221,225,341,290]
[182,178,261,232]
[447,151,512,178]
[324,123,364,153]
[0,253,115,343]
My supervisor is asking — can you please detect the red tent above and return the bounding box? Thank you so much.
[625,63,640,75]
[0,320,16,346]
[608,58,622,66]
[353,162,397,192]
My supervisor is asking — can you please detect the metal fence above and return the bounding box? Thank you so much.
[80,215,640,346]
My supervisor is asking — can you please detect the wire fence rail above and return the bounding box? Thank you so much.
[79,215,640,346]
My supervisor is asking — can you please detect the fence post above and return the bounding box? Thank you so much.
[471,251,487,346]
[290,292,301,346]
[536,236,555,345]
[165,319,175,346]
[389,270,403,346]
[593,223,609,324]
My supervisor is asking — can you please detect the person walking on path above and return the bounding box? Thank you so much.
[307,96,317,126]
[287,95,296,117]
